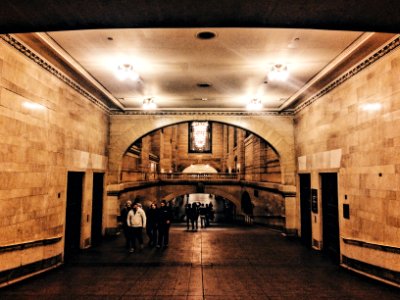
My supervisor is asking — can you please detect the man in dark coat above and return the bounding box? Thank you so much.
[190,202,199,231]
[157,200,173,248]
[120,200,132,249]
[146,202,158,247]
[185,203,191,231]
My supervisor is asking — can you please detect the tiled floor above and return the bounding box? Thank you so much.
[0,224,398,299]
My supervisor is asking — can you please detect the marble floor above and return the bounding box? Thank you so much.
[0,224,398,299]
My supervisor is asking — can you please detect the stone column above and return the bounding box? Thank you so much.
[104,184,122,236]
[282,185,297,236]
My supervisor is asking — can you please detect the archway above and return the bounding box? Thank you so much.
[118,120,283,186]
[165,192,238,225]
[109,114,295,185]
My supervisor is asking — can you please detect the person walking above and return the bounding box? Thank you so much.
[146,202,158,247]
[205,203,210,227]
[185,203,191,231]
[157,200,172,248]
[127,202,147,253]
[199,204,207,228]
[120,200,132,249]
[190,202,199,231]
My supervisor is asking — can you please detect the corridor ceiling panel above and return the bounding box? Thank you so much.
[44,28,365,111]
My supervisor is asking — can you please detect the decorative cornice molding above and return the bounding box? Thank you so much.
[295,35,400,113]
[110,109,294,117]
[0,34,110,112]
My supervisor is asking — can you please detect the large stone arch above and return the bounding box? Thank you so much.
[108,114,296,185]
[158,185,240,207]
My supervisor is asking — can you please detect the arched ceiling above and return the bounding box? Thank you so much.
[1,1,399,113]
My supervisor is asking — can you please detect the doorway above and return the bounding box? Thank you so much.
[91,173,104,246]
[65,171,84,260]
[299,174,312,248]
[241,191,253,216]
[321,173,340,263]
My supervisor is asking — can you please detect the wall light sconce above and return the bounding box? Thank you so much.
[23,102,45,110]
[142,97,157,110]
[360,102,382,111]
[268,64,289,81]
[246,98,262,110]
[116,63,139,81]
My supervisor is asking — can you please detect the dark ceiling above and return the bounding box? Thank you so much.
[1,0,399,34]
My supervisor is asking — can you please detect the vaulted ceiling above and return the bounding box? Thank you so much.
[1,1,399,113]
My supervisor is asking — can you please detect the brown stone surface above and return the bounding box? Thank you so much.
[1,224,398,299]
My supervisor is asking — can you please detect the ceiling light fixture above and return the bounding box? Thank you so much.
[116,63,139,81]
[246,98,262,110]
[268,64,289,81]
[142,97,157,110]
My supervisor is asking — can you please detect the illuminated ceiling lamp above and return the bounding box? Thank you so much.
[116,63,139,81]
[246,98,262,110]
[142,97,157,110]
[268,64,289,81]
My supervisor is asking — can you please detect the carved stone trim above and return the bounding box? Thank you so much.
[111,109,294,116]
[295,36,400,113]
[0,34,110,112]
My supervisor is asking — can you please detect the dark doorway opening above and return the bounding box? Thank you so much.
[321,172,340,263]
[241,191,253,216]
[91,173,104,246]
[65,171,84,260]
[299,174,312,248]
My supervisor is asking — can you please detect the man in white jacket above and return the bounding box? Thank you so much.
[127,202,147,253]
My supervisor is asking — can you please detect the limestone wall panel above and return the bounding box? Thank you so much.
[0,38,109,282]
[295,45,400,276]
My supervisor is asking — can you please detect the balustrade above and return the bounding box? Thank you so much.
[158,173,240,181]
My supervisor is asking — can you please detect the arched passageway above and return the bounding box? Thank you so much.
[108,115,296,186]
[166,193,237,225]
[119,121,283,184]
[105,120,296,238]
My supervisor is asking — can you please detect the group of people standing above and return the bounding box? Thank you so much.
[120,200,172,253]
[185,202,214,231]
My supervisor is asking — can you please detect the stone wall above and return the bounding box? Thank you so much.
[294,44,400,283]
[0,37,109,286]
